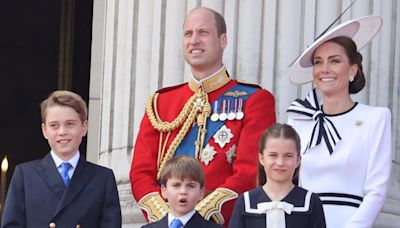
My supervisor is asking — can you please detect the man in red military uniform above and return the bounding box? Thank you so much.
[130,7,276,226]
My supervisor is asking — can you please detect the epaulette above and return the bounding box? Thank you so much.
[237,79,262,89]
[156,82,187,93]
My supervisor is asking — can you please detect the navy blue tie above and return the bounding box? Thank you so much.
[170,219,183,228]
[60,162,72,186]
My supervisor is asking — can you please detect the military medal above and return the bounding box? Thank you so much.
[213,125,234,148]
[219,100,227,121]
[227,100,236,120]
[200,144,217,165]
[210,113,219,122]
[210,100,219,121]
[228,112,236,120]
[236,99,244,120]
[236,111,244,120]
[194,97,205,111]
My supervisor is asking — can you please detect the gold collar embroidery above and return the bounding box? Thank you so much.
[189,67,231,93]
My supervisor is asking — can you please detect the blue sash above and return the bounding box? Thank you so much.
[175,84,258,157]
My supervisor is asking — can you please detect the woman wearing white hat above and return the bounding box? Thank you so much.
[286,15,391,228]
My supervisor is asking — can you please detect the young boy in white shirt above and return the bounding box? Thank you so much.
[142,155,221,228]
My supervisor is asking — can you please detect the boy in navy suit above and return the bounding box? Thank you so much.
[142,155,221,228]
[1,90,121,228]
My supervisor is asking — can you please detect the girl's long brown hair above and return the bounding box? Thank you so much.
[257,123,301,186]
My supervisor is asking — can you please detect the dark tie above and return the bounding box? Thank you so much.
[60,162,72,186]
[170,219,183,228]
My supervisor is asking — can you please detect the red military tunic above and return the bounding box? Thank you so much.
[130,68,276,225]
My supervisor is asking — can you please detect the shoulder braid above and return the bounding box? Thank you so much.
[145,90,211,179]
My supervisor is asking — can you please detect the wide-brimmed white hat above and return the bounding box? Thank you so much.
[290,15,383,85]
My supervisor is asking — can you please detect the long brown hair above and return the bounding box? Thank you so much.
[257,123,301,186]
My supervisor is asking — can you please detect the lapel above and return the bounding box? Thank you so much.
[36,153,66,200]
[158,215,169,227]
[53,156,93,217]
[185,212,205,228]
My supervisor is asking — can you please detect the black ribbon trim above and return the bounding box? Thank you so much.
[318,193,363,201]
[318,192,363,208]
[320,200,360,208]
[287,89,342,154]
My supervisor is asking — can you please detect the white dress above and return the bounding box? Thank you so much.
[287,99,391,228]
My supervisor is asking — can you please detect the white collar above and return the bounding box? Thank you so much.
[50,150,80,169]
[168,210,196,226]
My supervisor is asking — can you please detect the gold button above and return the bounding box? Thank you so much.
[49,222,56,228]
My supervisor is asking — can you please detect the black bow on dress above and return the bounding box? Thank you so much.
[287,89,341,154]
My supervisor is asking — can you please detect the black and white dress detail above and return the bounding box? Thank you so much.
[229,186,326,228]
[286,88,341,154]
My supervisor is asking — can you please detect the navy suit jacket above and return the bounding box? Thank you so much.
[1,153,121,228]
[142,211,222,228]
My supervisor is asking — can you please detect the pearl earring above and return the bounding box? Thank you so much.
[349,76,354,82]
